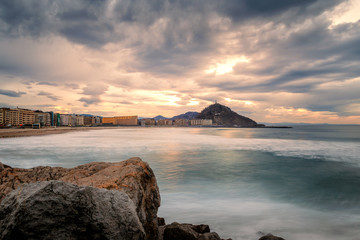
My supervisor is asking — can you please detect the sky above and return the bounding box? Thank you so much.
[0,0,360,123]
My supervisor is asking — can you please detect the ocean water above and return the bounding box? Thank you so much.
[1,125,360,240]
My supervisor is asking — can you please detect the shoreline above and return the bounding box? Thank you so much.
[0,126,119,138]
[0,125,292,138]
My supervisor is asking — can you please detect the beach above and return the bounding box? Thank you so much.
[0,127,118,138]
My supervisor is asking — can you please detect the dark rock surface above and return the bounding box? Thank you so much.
[259,233,285,240]
[160,222,230,240]
[196,103,258,127]
[0,181,145,240]
[0,157,160,240]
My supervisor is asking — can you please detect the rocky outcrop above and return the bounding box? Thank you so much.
[0,181,145,240]
[0,159,286,240]
[259,233,285,240]
[197,103,258,127]
[159,222,229,240]
[0,158,160,240]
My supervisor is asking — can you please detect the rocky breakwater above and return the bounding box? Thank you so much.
[0,158,159,239]
[0,159,285,240]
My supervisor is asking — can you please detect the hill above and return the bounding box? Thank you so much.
[153,115,168,121]
[196,103,258,127]
[170,112,199,120]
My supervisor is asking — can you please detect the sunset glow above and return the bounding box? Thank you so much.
[0,0,360,123]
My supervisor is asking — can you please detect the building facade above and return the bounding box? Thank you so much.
[34,111,51,126]
[190,119,213,126]
[173,118,189,126]
[114,116,138,125]
[156,119,173,126]
[141,118,156,126]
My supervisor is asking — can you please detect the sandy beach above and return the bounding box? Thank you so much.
[0,127,117,138]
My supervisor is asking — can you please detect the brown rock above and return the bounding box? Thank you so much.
[198,232,221,240]
[158,217,166,226]
[163,222,199,240]
[0,157,160,240]
[161,222,217,240]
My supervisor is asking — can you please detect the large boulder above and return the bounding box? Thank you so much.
[0,158,160,240]
[0,181,145,240]
[160,222,223,240]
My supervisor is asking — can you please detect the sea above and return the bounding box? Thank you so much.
[1,125,360,240]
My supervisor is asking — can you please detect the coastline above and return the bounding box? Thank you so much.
[0,126,120,138]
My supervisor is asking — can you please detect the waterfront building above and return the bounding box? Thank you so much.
[102,116,138,126]
[60,114,70,126]
[76,115,84,126]
[54,113,61,127]
[34,111,51,126]
[20,108,35,125]
[114,116,138,125]
[83,116,94,126]
[0,108,10,126]
[95,116,102,125]
[102,117,115,125]
[157,119,173,126]
[190,119,213,126]
[141,118,156,126]
[0,107,35,126]
[173,118,189,126]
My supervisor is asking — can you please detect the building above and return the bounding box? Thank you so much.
[76,115,84,126]
[0,108,10,126]
[0,107,35,126]
[34,111,51,126]
[102,116,138,126]
[60,114,70,126]
[54,113,61,127]
[20,109,35,125]
[190,119,213,126]
[173,118,189,126]
[102,117,115,125]
[114,116,138,125]
[83,116,95,126]
[95,116,102,125]
[156,119,173,126]
[141,118,156,126]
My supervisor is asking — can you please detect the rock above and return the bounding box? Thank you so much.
[163,222,199,240]
[0,181,145,240]
[0,157,160,240]
[161,222,219,240]
[199,232,221,240]
[158,217,166,226]
[259,233,285,240]
[192,224,211,234]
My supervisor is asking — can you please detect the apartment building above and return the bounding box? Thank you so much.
[190,119,213,126]
[173,118,189,126]
[0,107,35,126]
[141,118,156,126]
[156,119,173,126]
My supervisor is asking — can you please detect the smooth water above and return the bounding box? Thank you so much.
[1,125,360,240]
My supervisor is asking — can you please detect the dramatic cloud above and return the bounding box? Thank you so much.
[37,91,61,101]
[0,0,359,123]
[0,89,26,97]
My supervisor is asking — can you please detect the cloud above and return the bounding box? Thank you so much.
[37,82,58,86]
[78,97,101,107]
[0,89,26,97]
[37,91,61,101]
[0,0,359,123]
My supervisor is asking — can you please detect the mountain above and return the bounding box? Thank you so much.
[196,103,258,127]
[153,115,168,121]
[170,112,199,120]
